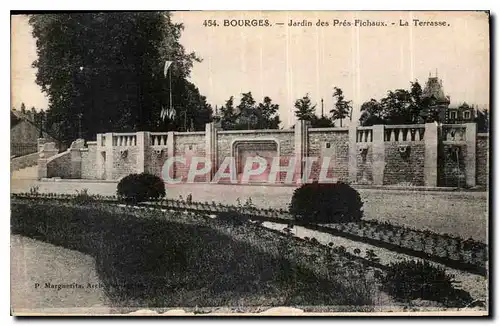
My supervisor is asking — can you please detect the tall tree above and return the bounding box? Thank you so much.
[235,92,258,130]
[359,99,384,126]
[29,12,204,143]
[255,96,281,129]
[330,87,352,127]
[219,96,237,130]
[294,94,316,121]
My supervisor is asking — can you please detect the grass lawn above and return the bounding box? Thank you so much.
[11,199,384,310]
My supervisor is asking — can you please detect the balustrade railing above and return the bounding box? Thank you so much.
[356,127,373,143]
[112,134,137,147]
[442,124,467,142]
[384,125,425,142]
[150,132,169,146]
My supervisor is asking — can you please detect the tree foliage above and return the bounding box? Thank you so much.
[29,12,211,143]
[294,94,316,121]
[359,81,442,126]
[218,92,281,130]
[331,87,352,127]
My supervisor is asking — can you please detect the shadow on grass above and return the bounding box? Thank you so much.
[11,201,375,308]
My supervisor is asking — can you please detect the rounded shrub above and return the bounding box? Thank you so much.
[289,181,363,223]
[117,173,166,203]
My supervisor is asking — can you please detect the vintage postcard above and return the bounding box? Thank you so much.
[10,11,490,316]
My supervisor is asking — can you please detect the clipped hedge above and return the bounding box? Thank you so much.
[117,173,165,203]
[289,182,363,223]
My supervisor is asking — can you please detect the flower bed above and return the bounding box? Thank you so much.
[11,197,382,310]
[11,193,487,275]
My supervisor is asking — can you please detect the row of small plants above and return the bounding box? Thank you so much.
[13,184,486,274]
[280,229,475,308]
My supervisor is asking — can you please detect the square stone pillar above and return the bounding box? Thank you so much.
[205,122,217,182]
[37,142,58,180]
[464,123,477,187]
[104,132,114,180]
[348,126,358,183]
[424,123,439,187]
[167,131,175,158]
[372,125,385,185]
[136,132,150,174]
[294,120,309,183]
[70,149,82,178]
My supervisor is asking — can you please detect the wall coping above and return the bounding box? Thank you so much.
[111,132,137,137]
[173,131,206,136]
[217,129,294,134]
[309,127,349,132]
[383,124,426,129]
[45,149,70,164]
[478,133,489,138]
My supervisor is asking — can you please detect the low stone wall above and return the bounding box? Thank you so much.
[47,151,72,179]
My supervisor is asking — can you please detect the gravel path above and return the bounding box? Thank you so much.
[10,234,110,315]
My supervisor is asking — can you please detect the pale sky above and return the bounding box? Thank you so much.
[11,11,489,127]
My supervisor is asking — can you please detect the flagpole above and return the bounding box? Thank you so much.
[169,66,172,114]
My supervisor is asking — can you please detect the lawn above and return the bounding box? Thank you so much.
[11,199,383,310]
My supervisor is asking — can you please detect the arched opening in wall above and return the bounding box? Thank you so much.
[232,140,279,184]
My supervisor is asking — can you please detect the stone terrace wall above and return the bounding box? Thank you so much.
[47,151,72,179]
[476,134,489,187]
[81,142,98,179]
[173,132,207,182]
[216,129,295,183]
[47,123,486,189]
[384,143,425,186]
[308,128,349,182]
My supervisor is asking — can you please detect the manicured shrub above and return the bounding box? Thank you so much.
[116,173,166,203]
[289,181,363,223]
[377,260,472,306]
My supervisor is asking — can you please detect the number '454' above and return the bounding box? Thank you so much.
[203,20,218,27]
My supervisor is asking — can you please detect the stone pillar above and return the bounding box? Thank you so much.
[464,122,477,187]
[104,132,114,180]
[205,122,217,182]
[136,132,150,174]
[294,120,309,183]
[348,126,358,183]
[372,125,385,186]
[37,138,48,152]
[96,134,104,180]
[69,139,85,179]
[167,131,175,180]
[37,142,59,180]
[424,123,439,187]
